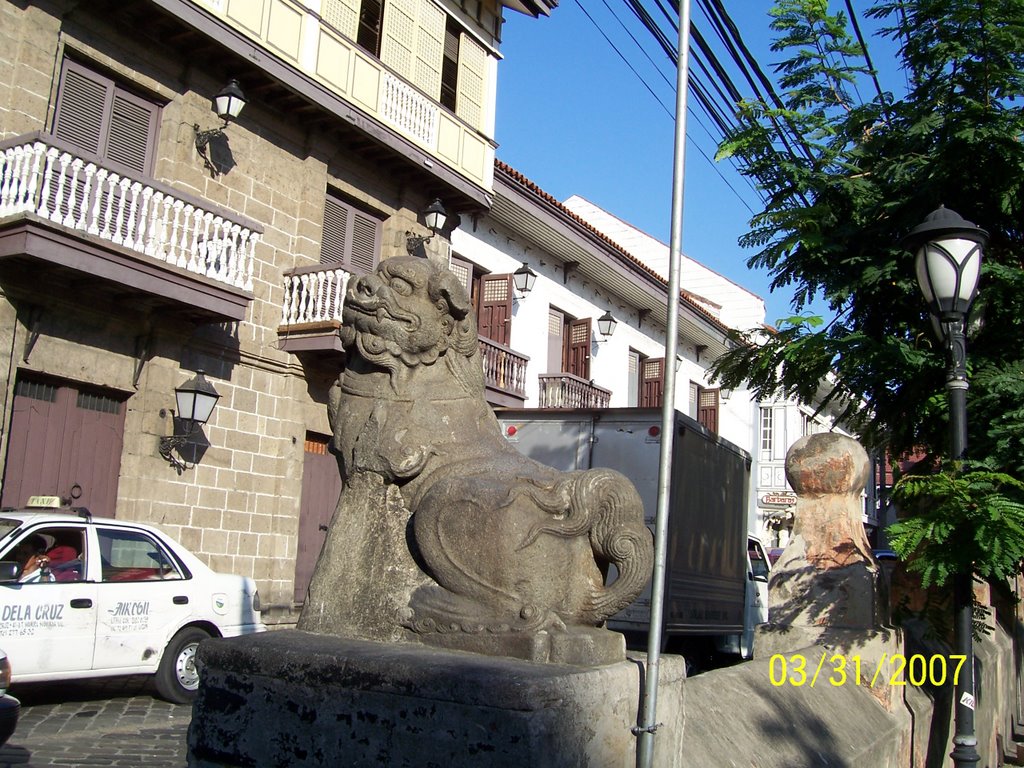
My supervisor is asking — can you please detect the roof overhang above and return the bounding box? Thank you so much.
[490,166,731,358]
[501,0,559,17]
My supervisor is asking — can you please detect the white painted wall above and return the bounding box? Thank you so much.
[563,195,767,332]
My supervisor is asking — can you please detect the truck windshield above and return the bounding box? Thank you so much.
[748,540,770,580]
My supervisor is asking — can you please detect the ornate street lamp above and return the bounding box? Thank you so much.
[194,79,247,176]
[902,205,988,768]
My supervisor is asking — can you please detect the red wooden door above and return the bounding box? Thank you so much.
[566,317,591,379]
[1,378,125,515]
[697,388,720,434]
[477,273,512,345]
[640,358,665,408]
[294,433,343,603]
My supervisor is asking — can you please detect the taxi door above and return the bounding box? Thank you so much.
[0,527,97,678]
[90,525,194,673]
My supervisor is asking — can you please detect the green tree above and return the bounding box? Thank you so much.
[712,0,1024,581]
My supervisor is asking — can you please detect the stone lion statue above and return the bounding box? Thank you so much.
[298,256,653,664]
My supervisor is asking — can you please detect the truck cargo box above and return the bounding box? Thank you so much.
[496,407,753,639]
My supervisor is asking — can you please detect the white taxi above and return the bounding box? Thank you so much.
[0,498,265,703]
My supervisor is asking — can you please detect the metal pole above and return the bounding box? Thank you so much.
[944,317,980,768]
[636,1,692,766]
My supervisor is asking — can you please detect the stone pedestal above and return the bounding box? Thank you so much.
[187,631,687,768]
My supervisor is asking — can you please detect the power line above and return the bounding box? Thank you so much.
[574,0,757,212]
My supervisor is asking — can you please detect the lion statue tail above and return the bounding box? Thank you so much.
[521,468,654,625]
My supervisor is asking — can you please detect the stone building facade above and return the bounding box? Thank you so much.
[0,0,554,623]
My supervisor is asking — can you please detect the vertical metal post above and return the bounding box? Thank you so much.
[944,317,980,768]
[636,1,691,766]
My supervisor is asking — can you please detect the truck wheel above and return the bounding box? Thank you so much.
[155,627,210,704]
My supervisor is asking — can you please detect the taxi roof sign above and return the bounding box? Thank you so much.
[26,495,62,508]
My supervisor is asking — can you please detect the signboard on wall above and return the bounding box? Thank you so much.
[759,492,798,507]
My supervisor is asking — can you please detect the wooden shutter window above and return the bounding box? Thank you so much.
[321,193,382,275]
[381,0,415,74]
[413,0,445,98]
[566,317,591,379]
[440,17,460,111]
[447,256,473,298]
[350,212,378,273]
[640,358,665,408]
[53,58,159,175]
[53,63,109,156]
[478,273,512,346]
[107,91,157,174]
[322,0,361,40]
[455,32,486,130]
[547,308,564,374]
[358,0,385,56]
[321,197,349,265]
[697,387,720,434]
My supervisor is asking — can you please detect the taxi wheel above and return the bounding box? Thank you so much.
[155,627,210,704]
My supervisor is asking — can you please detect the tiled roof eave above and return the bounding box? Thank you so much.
[493,160,731,338]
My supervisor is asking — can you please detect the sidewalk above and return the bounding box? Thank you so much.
[0,677,190,768]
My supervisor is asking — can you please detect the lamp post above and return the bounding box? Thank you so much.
[903,205,988,768]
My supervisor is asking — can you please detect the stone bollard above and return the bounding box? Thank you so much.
[755,433,902,711]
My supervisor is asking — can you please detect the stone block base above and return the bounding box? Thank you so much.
[187,630,687,768]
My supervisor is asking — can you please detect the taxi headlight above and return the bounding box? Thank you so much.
[252,590,261,613]
[0,656,11,693]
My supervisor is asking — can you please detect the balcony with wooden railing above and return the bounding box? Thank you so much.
[538,373,612,410]
[479,336,528,407]
[0,134,259,322]
[278,269,528,402]
[188,0,494,193]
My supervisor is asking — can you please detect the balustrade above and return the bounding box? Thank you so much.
[538,373,612,409]
[281,266,350,326]
[478,337,528,399]
[0,135,258,292]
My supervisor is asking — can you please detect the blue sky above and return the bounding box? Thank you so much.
[494,2,901,327]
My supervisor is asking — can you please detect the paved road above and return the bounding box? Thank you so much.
[0,677,190,767]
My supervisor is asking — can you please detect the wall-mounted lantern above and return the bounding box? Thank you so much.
[597,310,618,339]
[194,79,247,176]
[406,198,449,255]
[159,370,221,472]
[513,262,537,296]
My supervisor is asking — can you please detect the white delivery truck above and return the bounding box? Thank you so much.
[496,407,770,661]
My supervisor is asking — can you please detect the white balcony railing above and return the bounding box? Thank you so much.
[380,72,440,148]
[0,136,258,292]
[281,265,350,326]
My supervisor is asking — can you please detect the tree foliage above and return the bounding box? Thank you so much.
[888,466,1024,587]
[711,0,1024,579]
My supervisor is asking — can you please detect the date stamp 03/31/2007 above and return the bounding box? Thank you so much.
[768,653,969,691]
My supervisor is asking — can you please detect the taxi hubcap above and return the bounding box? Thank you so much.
[176,643,200,689]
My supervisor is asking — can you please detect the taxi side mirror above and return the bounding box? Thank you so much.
[0,563,20,582]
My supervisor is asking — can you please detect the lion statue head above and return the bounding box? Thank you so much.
[340,257,480,382]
